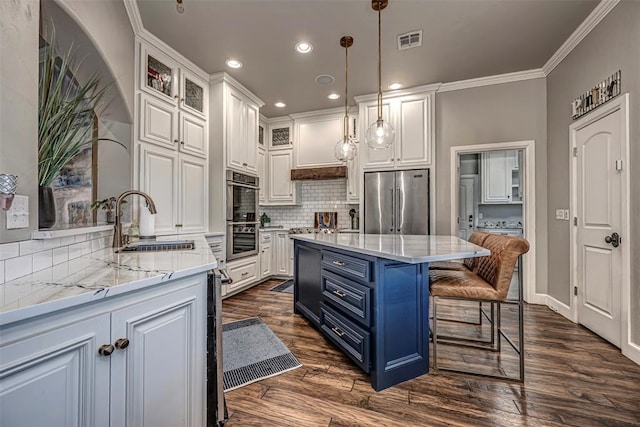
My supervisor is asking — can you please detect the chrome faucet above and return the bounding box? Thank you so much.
[112,190,157,248]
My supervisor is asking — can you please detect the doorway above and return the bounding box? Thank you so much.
[450,141,536,303]
[570,94,632,356]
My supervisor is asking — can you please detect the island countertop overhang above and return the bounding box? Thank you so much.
[290,233,490,264]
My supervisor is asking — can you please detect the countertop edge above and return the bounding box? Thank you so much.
[0,260,216,326]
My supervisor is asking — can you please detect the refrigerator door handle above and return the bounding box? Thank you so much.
[396,187,402,232]
[389,188,395,232]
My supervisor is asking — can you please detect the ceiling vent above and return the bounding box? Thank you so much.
[397,30,422,50]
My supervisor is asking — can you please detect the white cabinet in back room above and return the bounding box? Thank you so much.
[480,150,521,204]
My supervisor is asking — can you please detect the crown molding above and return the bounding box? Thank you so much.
[543,0,620,75]
[354,82,441,103]
[123,0,144,35]
[438,69,545,93]
[209,72,265,107]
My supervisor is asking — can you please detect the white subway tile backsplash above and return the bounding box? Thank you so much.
[80,241,92,255]
[33,250,53,272]
[19,240,44,256]
[5,255,33,282]
[0,242,19,261]
[74,234,87,243]
[60,236,76,246]
[52,246,69,265]
[68,243,84,260]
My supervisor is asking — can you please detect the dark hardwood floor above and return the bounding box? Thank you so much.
[221,279,640,427]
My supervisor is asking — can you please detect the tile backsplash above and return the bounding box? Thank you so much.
[0,230,113,284]
[260,179,358,229]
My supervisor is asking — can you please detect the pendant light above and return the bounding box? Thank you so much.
[365,0,395,150]
[334,36,357,162]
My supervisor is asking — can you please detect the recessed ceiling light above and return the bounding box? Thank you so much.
[274,102,286,108]
[315,74,335,85]
[389,82,404,90]
[295,41,313,53]
[328,93,340,100]
[225,59,243,69]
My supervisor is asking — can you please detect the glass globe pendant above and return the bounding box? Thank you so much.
[334,36,357,162]
[366,0,394,150]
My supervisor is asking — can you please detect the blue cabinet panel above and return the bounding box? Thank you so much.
[322,270,372,327]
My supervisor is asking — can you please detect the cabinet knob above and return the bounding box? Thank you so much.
[174,94,179,99]
[180,98,185,103]
[175,224,183,227]
[98,344,115,357]
[174,139,179,143]
[115,338,130,350]
[242,162,248,167]
[180,141,185,145]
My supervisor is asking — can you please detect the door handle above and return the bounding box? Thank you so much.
[604,232,621,248]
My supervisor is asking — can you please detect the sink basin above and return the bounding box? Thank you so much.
[117,240,195,252]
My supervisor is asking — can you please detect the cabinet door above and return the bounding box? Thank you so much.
[226,88,246,171]
[260,243,272,278]
[140,144,179,234]
[269,121,293,150]
[110,278,206,427]
[0,314,111,427]
[295,114,343,167]
[140,43,179,105]
[179,155,207,233]
[293,242,322,325]
[179,113,207,158]
[274,232,290,275]
[361,102,394,169]
[397,95,431,167]
[179,68,207,118]
[139,94,179,149]
[481,151,511,203]
[257,148,267,204]
[268,151,294,203]
[346,156,359,203]
[245,102,259,173]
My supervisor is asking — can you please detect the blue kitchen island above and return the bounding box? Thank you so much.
[291,233,489,391]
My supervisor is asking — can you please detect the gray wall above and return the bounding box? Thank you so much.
[0,0,134,243]
[546,0,640,343]
[435,78,548,295]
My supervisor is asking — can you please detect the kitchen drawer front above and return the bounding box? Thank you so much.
[320,304,370,373]
[260,231,273,244]
[322,270,372,327]
[227,258,258,290]
[321,250,371,283]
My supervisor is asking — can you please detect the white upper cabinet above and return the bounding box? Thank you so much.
[357,89,435,170]
[179,112,207,158]
[268,118,293,151]
[225,86,260,174]
[293,111,343,168]
[346,155,359,203]
[140,43,207,119]
[481,150,520,204]
[268,150,297,204]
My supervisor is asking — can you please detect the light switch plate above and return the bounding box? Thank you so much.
[563,209,570,221]
[555,209,565,220]
[6,195,29,229]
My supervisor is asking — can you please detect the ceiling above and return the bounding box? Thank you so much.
[137,0,599,118]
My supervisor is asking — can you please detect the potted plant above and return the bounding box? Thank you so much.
[90,197,126,224]
[38,27,124,228]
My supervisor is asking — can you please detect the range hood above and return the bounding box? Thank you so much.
[290,166,347,181]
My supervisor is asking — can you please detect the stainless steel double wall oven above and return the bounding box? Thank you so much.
[226,170,259,260]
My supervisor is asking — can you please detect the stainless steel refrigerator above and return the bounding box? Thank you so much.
[364,169,430,234]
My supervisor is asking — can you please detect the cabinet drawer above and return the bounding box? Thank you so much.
[321,250,371,282]
[260,232,273,244]
[227,258,258,290]
[322,270,372,327]
[320,304,370,373]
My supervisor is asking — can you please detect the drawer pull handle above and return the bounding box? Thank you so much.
[332,260,346,267]
[333,290,347,298]
[331,327,345,337]
[241,272,249,276]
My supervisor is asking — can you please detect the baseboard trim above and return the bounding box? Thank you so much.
[546,295,574,321]
[526,293,548,305]
[623,340,640,365]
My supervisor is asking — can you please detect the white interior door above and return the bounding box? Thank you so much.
[458,176,476,240]
[576,109,623,347]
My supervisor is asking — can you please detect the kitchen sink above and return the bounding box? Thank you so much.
[116,240,195,252]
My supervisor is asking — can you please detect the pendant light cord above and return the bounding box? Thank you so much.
[344,40,349,140]
[377,0,382,121]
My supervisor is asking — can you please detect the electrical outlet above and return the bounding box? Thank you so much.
[555,209,564,220]
[6,195,29,229]
[564,209,570,221]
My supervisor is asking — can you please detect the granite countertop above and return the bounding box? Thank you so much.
[290,234,490,264]
[0,235,217,326]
